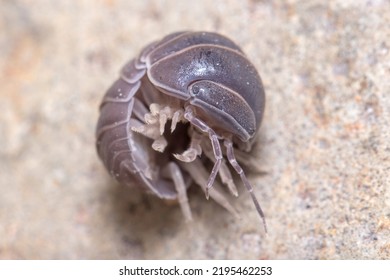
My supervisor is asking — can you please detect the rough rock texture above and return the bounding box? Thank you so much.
[0,0,389,259]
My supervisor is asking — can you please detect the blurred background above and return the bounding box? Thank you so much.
[0,0,389,259]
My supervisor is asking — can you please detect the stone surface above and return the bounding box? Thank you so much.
[0,0,389,259]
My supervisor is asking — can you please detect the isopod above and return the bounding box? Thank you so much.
[96,31,267,231]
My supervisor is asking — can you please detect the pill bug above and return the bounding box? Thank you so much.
[95,31,266,231]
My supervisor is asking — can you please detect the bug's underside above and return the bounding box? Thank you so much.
[129,92,242,221]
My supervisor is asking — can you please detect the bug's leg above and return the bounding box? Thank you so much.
[162,162,192,222]
[224,138,267,233]
[178,159,239,218]
[171,109,184,132]
[151,137,168,152]
[174,130,202,162]
[149,104,181,135]
[158,106,175,135]
[131,101,175,152]
[130,117,168,152]
[184,107,222,199]
[201,140,238,197]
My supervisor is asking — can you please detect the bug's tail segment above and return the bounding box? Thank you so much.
[224,139,267,233]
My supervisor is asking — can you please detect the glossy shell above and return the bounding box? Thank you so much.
[96,31,266,230]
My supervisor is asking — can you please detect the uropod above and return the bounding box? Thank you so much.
[95,31,267,231]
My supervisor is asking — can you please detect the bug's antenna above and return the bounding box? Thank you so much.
[224,139,267,233]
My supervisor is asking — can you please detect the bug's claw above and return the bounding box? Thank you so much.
[173,146,201,163]
[159,114,167,135]
[150,103,160,116]
[131,123,160,139]
[225,179,238,197]
[157,106,175,135]
[171,110,184,132]
[152,136,168,152]
[205,187,210,200]
[205,176,216,200]
[174,153,194,162]
[144,113,158,124]
[130,124,145,133]
[173,130,202,162]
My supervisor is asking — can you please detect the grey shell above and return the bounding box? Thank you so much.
[96,31,266,224]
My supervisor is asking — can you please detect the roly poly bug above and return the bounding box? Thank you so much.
[96,31,267,231]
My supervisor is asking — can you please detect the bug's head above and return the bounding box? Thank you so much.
[188,80,257,142]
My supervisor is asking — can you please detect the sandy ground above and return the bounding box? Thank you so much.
[0,0,389,259]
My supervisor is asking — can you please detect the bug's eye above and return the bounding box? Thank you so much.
[189,83,209,97]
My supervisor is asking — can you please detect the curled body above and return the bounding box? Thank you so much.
[95,31,266,231]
